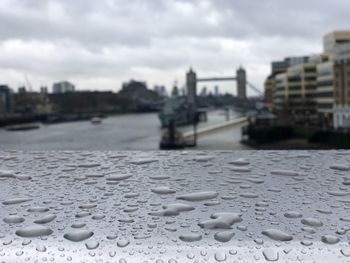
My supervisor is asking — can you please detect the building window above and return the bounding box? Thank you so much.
[318,103,333,109]
[305,77,316,81]
[317,80,333,87]
[316,92,333,98]
[305,68,316,73]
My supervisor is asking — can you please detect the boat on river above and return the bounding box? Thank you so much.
[5,123,40,131]
[91,117,102,124]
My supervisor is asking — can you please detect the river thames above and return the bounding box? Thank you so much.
[0,110,250,150]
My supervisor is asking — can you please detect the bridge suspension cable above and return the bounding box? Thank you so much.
[246,81,263,96]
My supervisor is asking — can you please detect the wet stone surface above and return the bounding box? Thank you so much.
[0,150,350,262]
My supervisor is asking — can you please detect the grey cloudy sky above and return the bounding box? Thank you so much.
[0,0,348,95]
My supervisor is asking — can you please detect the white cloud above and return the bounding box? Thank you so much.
[0,0,348,95]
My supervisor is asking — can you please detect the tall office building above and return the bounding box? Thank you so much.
[40,86,48,94]
[236,67,247,100]
[200,86,207,97]
[52,81,75,94]
[332,43,350,128]
[214,86,219,96]
[186,68,197,105]
[0,85,12,114]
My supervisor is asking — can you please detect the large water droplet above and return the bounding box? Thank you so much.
[27,207,50,213]
[199,213,242,229]
[239,192,258,198]
[284,211,302,219]
[85,240,99,250]
[106,174,132,181]
[214,251,227,262]
[149,203,195,216]
[36,245,47,252]
[262,229,293,241]
[214,231,235,242]
[129,158,158,165]
[34,214,57,224]
[149,176,170,180]
[64,230,94,242]
[301,218,323,227]
[117,239,130,247]
[229,158,250,166]
[16,225,53,238]
[330,164,350,171]
[341,248,350,257]
[327,191,349,197]
[271,170,300,176]
[3,198,32,205]
[3,215,25,224]
[151,186,176,195]
[177,191,218,201]
[321,235,340,244]
[263,248,279,261]
[179,233,202,242]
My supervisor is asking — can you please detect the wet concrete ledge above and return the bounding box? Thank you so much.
[0,150,349,262]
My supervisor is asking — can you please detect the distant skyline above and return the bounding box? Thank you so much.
[0,0,348,95]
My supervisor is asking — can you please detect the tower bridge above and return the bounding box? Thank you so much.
[186,67,262,105]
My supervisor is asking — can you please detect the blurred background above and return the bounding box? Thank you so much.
[0,0,350,150]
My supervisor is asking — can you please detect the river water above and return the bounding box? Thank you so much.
[0,110,250,150]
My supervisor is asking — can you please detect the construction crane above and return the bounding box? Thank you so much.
[24,74,33,92]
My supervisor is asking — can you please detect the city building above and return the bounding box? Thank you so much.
[272,73,287,113]
[186,68,197,105]
[266,30,350,127]
[272,60,319,123]
[236,67,247,100]
[214,85,219,96]
[323,31,350,54]
[154,85,167,97]
[40,86,48,94]
[171,84,179,97]
[265,56,310,110]
[288,62,318,123]
[49,91,122,114]
[271,56,309,76]
[14,89,53,115]
[200,86,207,97]
[264,77,275,110]
[0,85,12,114]
[332,43,350,129]
[313,31,350,127]
[316,58,334,127]
[18,86,27,94]
[52,81,75,94]
[120,80,162,112]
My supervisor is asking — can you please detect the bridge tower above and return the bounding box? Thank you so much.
[186,68,197,105]
[236,67,247,100]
